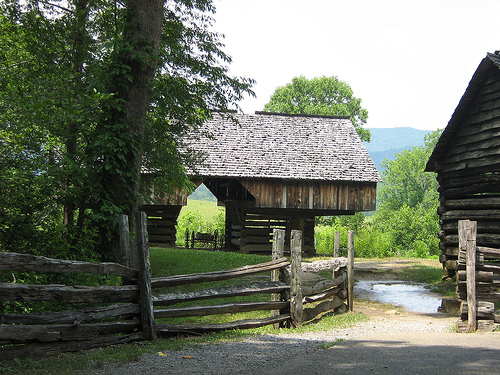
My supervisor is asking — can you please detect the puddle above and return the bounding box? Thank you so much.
[354,280,443,314]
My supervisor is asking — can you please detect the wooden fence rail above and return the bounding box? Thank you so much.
[1,217,353,360]
[0,253,142,361]
[456,219,500,332]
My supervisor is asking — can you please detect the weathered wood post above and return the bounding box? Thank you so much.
[136,211,157,341]
[347,230,354,312]
[458,219,477,332]
[290,230,303,328]
[118,214,132,284]
[271,229,286,328]
[334,230,340,257]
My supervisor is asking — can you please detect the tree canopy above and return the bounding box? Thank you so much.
[264,76,370,142]
[0,0,253,259]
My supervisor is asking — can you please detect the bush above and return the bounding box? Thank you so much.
[355,226,395,258]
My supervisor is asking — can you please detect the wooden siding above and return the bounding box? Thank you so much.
[432,58,500,278]
[140,205,182,246]
[239,178,376,212]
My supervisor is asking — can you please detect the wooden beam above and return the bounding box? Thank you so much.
[151,258,290,288]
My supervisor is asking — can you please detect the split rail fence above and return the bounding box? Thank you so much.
[0,213,354,360]
[456,219,500,332]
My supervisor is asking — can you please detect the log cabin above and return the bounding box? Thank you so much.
[143,112,381,255]
[426,51,500,278]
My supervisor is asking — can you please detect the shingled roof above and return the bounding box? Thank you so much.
[184,112,381,183]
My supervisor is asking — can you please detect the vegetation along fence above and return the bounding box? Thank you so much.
[0,214,354,359]
[456,219,500,332]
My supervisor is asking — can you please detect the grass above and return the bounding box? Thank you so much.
[1,250,454,374]
[182,198,224,219]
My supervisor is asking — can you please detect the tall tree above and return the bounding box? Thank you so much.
[0,0,254,259]
[264,75,370,142]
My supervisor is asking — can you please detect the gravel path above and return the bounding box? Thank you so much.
[88,308,500,375]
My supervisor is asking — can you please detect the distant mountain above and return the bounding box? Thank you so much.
[364,127,430,172]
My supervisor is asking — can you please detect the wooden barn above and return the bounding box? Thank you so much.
[144,112,381,254]
[426,51,500,278]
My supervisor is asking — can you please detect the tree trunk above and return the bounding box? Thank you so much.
[102,0,164,259]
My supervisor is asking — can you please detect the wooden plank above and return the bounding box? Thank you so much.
[461,301,495,320]
[457,270,493,282]
[154,301,289,318]
[156,314,290,334]
[441,210,500,222]
[0,303,140,325]
[0,321,140,343]
[136,211,157,341]
[153,281,289,306]
[303,296,343,322]
[118,214,132,272]
[477,246,500,259]
[271,229,287,328]
[444,197,500,209]
[290,230,303,328]
[151,258,290,288]
[347,231,354,312]
[0,252,138,279]
[303,286,341,303]
[302,272,347,296]
[0,283,139,303]
[0,332,144,361]
[466,220,477,332]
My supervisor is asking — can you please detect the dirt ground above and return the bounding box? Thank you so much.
[90,259,500,375]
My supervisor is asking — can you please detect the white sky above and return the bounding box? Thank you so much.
[213,0,500,130]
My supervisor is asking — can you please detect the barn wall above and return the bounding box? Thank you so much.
[436,67,500,278]
[239,178,377,212]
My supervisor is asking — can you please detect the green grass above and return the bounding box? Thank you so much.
[183,198,224,218]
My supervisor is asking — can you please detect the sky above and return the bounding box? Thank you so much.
[213,0,500,130]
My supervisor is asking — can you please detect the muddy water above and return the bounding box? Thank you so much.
[354,280,443,313]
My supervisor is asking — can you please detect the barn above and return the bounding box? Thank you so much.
[143,111,381,254]
[426,51,500,278]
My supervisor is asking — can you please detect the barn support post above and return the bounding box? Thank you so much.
[334,230,340,257]
[347,231,354,312]
[290,230,303,327]
[271,229,287,328]
[136,211,157,341]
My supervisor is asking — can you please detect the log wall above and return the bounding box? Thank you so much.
[141,205,182,246]
[435,66,500,278]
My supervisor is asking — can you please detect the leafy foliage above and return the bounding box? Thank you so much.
[264,75,370,142]
[316,130,442,258]
[0,0,253,259]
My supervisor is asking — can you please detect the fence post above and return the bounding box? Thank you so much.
[459,220,477,332]
[118,215,132,285]
[271,229,286,328]
[334,230,340,257]
[290,230,303,328]
[136,211,157,341]
[347,231,354,312]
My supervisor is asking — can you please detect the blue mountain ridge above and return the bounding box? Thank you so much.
[363,127,430,173]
